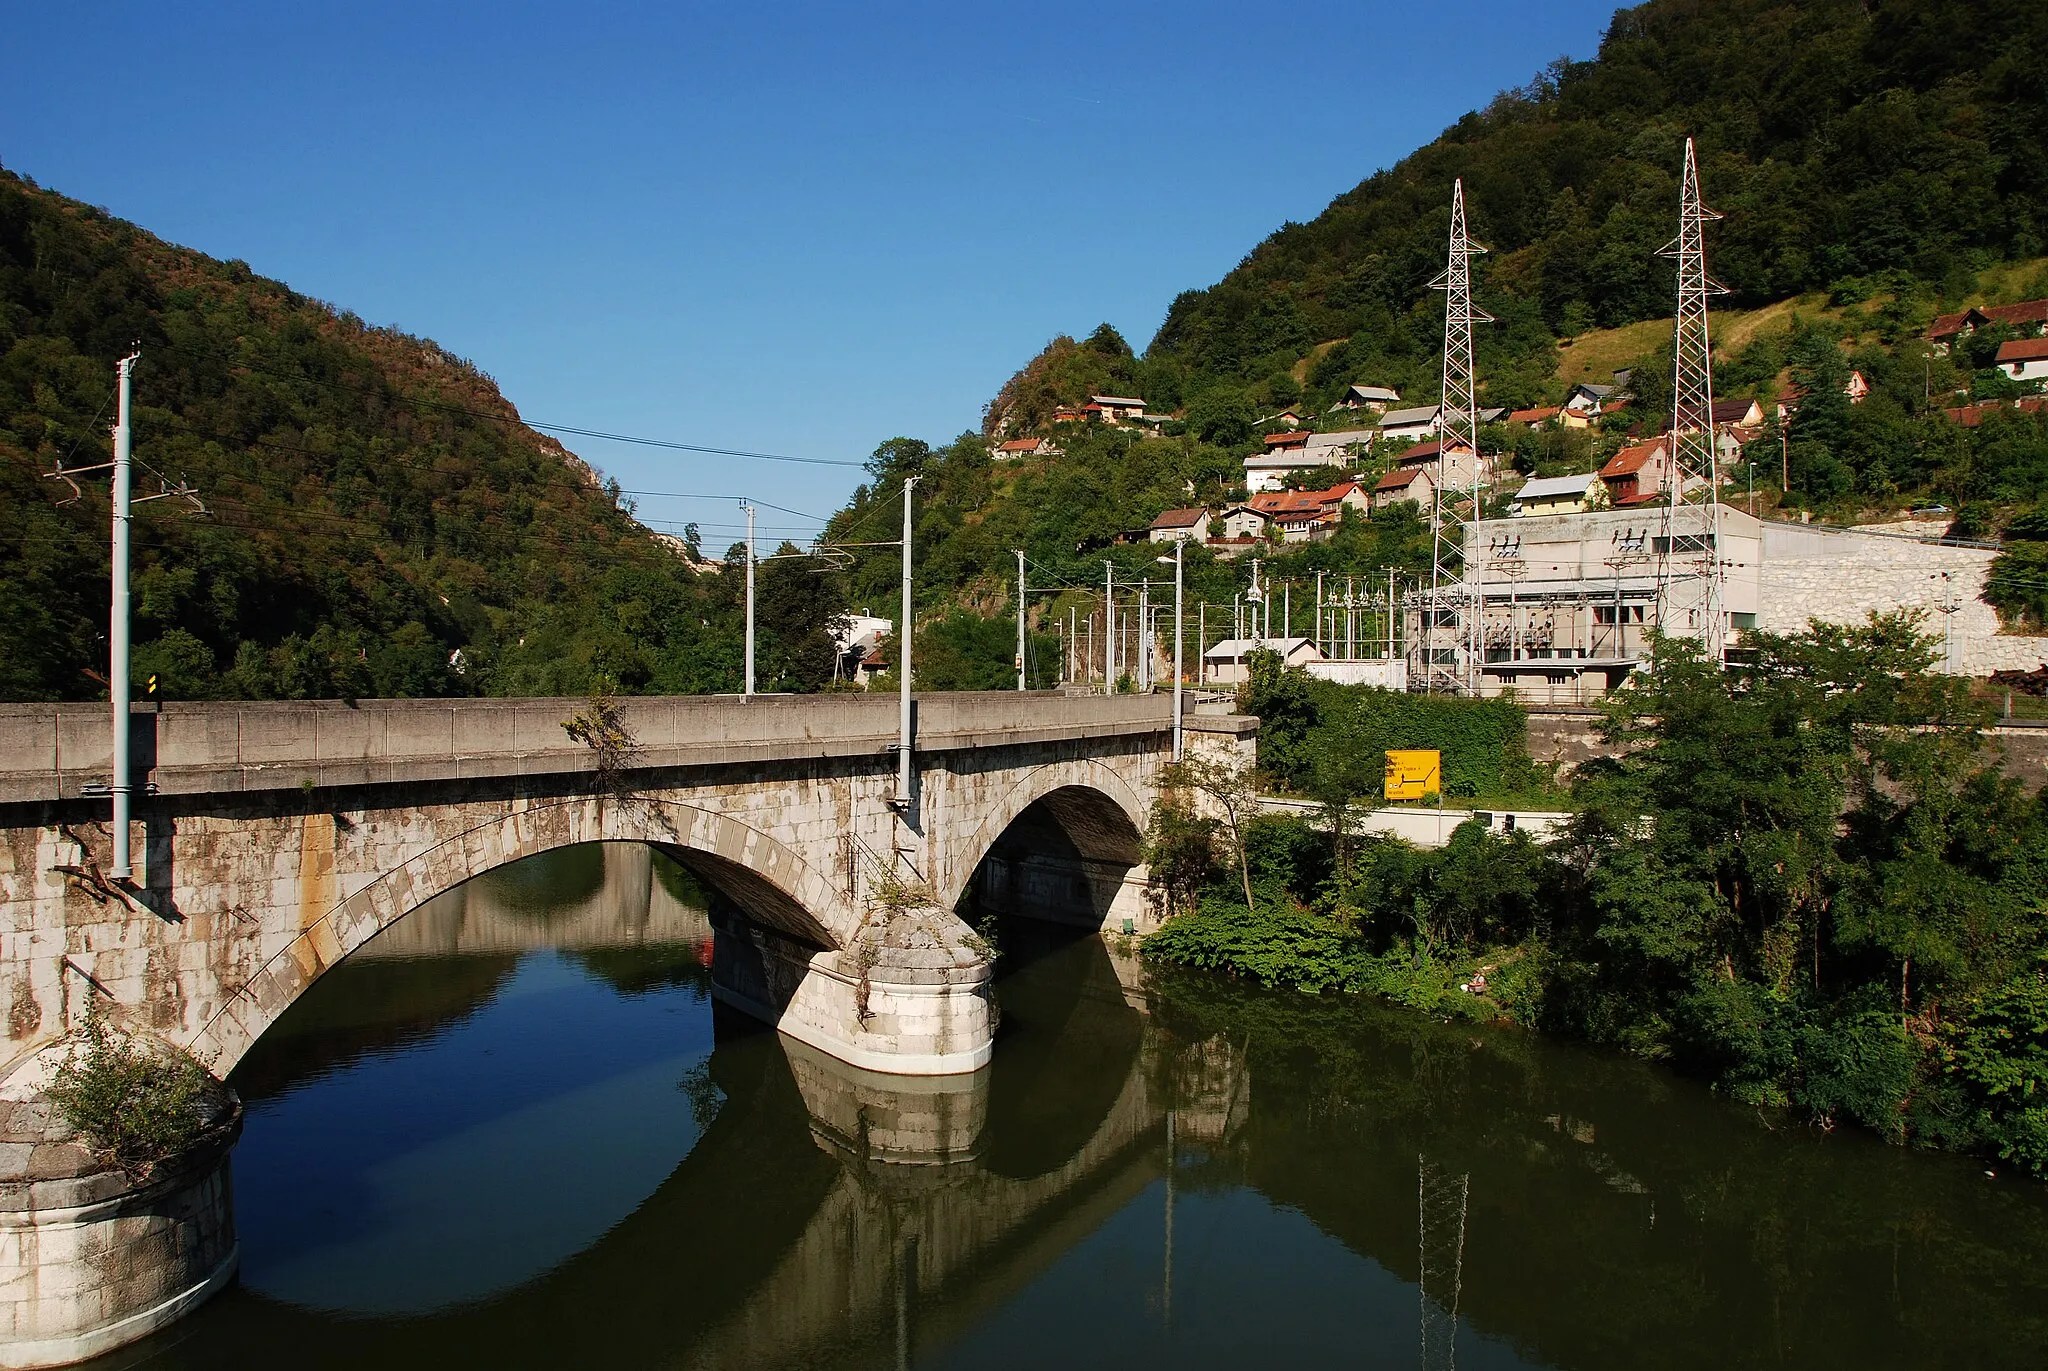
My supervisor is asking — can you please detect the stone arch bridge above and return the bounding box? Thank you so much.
[0,692,1255,1081]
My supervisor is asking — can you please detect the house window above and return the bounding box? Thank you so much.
[1729,612,1758,630]
[1594,605,1645,625]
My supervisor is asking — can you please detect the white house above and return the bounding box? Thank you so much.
[1217,504,1273,540]
[1241,427,1376,492]
[1377,405,1440,443]
[1147,507,1207,543]
[1201,636,1323,685]
[1511,473,1607,517]
[834,613,893,687]
[994,436,1057,460]
[1336,384,1401,412]
[1996,338,2048,382]
[1087,395,1149,427]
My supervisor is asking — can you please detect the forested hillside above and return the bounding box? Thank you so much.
[901,0,2048,667]
[0,169,845,701]
[1143,0,2047,414]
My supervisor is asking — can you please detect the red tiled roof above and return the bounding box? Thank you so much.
[1948,397,2048,427]
[1509,406,1561,424]
[1262,430,1309,447]
[1375,468,1425,491]
[1149,506,1207,529]
[997,437,1044,452]
[1710,398,1759,424]
[1612,490,1665,507]
[1996,338,2048,364]
[1929,299,2048,340]
[1396,439,1477,465]
[1599,440,1665,479]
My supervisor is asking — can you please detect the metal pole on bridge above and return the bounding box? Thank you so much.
[742,500,756,700]
[109,350,139,879]
[894,477,919,812]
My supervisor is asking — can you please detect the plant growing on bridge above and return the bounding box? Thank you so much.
[1159,752,1260,913]
[47,1001,220,1177]
[562,676,637,791]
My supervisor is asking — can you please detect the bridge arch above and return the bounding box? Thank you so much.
[939,758,1150,930]
[187,796,855,1073]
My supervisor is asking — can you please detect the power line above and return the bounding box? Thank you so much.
[131,335,867,468]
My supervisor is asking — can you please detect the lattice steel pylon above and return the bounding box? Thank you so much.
[1415,179,1494,694]
[1656,138,1729,662]
[1418,1155,1470,1371]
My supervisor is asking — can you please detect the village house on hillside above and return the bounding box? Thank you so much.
[1777,370,1870,419]
[1508,404,1590,430]
[1927,299,2048,353]
[1512,472,1607,517]
[1377,404,1441,443]
[1945,396,2048,427]
[994,436,1058,460]
[1373,465,1434,512]
[1565,382,1625,416]
[1996,338,2048,382]
[1389,437,1485,492]
[1598,438,1671,507]
[1146,507,1206,542]
[1248,481,1369,542]
[1334,383,1401,412]
[1242,427,1376,492]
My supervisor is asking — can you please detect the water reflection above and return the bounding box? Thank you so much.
[102,842,2048,1371]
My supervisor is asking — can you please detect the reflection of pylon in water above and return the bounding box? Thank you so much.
[1418,1155,1469,1371]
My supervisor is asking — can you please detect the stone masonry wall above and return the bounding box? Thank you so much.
[1757,524,2048,675]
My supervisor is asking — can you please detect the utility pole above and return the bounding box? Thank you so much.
[1388,566,1398,660]
[109,350,139,879]
[1015,549,1027,692]
[1314,569,1325,653]
[1104,562,1117,694]
[1164,540,1184,757]
[1283,580,1291,640]
[1138,580,1151,691]
[1346,576,1356,660]
[742,500,757,699]
[894,477,919,814]
[1197,602,1206,685]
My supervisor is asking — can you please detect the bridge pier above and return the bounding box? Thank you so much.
[0,1067,240,1370]
[708,909,994,1076]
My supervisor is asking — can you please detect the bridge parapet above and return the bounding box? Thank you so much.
[0,692,1173,804]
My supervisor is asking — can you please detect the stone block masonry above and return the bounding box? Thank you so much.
[1756,523,2048,676]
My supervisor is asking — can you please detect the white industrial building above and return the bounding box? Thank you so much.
[1409,506,2048,704]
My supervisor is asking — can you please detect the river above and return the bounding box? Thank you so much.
[95,842,2048,1370]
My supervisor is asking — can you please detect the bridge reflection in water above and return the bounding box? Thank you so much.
[129,842,1248,1371]
[117,842,2048,1371]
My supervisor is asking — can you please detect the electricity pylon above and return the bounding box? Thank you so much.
[1418,1155,1470,1371]
[1419,179,1493,694]
[1656,138,1729,661]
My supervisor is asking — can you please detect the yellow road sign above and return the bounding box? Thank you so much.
[1384,749,1441,801]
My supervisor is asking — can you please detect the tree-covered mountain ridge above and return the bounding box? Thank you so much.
[983,0,2044,426]
[0,165,854,703]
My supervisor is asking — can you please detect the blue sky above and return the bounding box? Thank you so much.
[3,0,1618,548]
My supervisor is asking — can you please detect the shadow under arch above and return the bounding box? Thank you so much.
[187,797,853,1074]
[951,778,1150,1179]
[955,776,1148,932]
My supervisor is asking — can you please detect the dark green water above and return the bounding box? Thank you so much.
[98,843,2048,1370]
